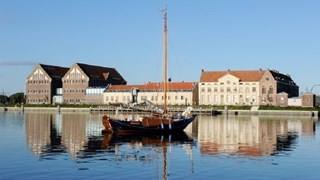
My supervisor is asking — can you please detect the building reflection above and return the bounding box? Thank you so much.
[25,113,57,157]
[25,112,104,158]
[197,115,316,156]
[25,112,316,159]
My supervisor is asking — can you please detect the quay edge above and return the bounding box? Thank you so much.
[0,106,318,117]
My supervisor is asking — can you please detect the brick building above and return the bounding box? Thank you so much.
[62,63,126,104]
[26,64,69,104]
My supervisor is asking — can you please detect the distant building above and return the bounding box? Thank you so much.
[83,87,106,105]
[301,93,316,107]
[26,64,69,104]
[62,63,126,104]
[288,97,302,107]
[288,93,316,107]
[103,82,199,105]
[199,69,299,106]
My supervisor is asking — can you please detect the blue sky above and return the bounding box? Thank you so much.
[0,0,320,95]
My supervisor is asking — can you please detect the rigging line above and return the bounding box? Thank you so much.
[167,21,184,82]
[154,32,163,82]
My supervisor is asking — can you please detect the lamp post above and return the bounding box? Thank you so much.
[310,84,320,107]
[311,84,320,93]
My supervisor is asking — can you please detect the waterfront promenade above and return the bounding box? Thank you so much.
[1,105,318,117]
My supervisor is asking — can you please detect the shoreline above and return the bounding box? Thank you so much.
[1,106,318,117]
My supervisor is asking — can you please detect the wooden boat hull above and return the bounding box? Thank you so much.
[103,115,197,135]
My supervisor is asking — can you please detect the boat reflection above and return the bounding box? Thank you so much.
[101,131,194,149]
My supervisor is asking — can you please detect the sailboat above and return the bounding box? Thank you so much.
[102,7,197,135]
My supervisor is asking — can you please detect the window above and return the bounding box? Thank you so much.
[227,87,231,92]
[201,95,205,102]
[245,87,250,93]
[252,87,256,93]
[181,96,184,100]
[201,88,205,93]
[208,87,212,92]
[246,96,250,103]
[252,96,256,103]
[220,87,224,92]
[239,87,243,93]
[220,95,224,104]
[262,86,266,94]
[214,87,218,92]
[269,86,274,94]
[227,95,232,103]
[214,95,218,103]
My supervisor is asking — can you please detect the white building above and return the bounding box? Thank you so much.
[103,82,199,105]
[199,69,299,106]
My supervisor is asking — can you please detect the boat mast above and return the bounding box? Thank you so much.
[163,7,168,114]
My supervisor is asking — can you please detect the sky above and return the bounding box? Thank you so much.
[0,0,320,96]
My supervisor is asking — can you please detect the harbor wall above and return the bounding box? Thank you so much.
[0,106,318,117]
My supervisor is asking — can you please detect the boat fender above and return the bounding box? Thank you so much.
[169,123,172,130]
[161,121,164,129]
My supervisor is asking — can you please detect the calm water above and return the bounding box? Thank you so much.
[0,111,320,180]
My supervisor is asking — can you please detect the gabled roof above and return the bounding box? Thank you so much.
[76,63,126,83]
[106,82,197,92]
[269,70,296,85]
[39,64,69,79]
[200,70,266,82]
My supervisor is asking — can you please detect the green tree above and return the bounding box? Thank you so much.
[9,92,25,104]
[0,95,9,104]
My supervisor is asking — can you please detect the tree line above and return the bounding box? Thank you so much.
[0,92,25,105]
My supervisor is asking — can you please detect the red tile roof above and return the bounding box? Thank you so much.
[107,82,196,92]
[200,70,266,82]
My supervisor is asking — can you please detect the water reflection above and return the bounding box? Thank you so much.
[197,115,316,157]
[24,112,194,179]
[25,113,316,160]
[25,112,104,158]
